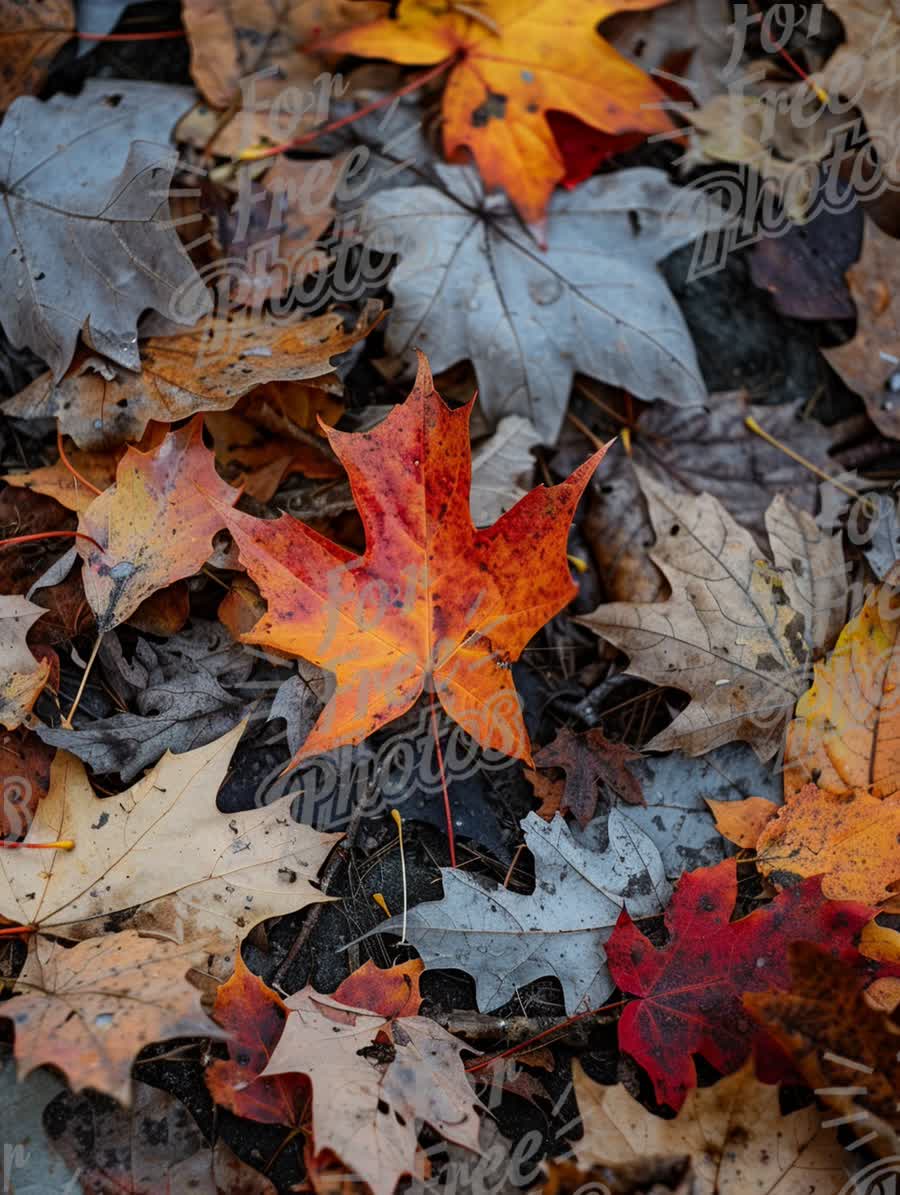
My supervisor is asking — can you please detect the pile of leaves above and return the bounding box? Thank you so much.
[1,0,900,1191]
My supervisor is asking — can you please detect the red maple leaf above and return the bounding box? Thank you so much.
[606,860,876,1109]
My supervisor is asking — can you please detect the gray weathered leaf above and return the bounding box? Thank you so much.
[577,743,783,880]
[0,79,209,380]
[863,492,900,580]
[470,415,540,526]
[38,629,250,780]
[363,810,670,1014]
[580,469,846,760]
[361,166,726,443]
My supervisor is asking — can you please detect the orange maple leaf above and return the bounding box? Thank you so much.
[211,355,609,768]
[325,0,674,224]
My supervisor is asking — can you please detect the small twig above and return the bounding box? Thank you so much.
[62,634,103,729]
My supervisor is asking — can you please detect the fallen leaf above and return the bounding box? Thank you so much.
[3,440,121,515]
[5,304,378,450]
[546,111,645,189]
[783,569,900,799]
[3,931,218,1103]
[260,987,481,1195]
[360,167,725,443]
[0,595,50,730]
[46,1080,277,1192]
[75,418,239,633]
[0,728,53,838]
[606,859,874,1109]
[746,943,900,1158]
[327,0,672,225]
[524,767,565,820]
[755,783,900,905]
[580,742,783,880]
[861,492,900,581]
[532,726,643,827]
[0,1057,78,1189]
[365,810,671,1014]
[469,415,540,527]
[816,0,900,187]
[333,958,424,1019]
[0,724,341,952]
[603,0,736,105]
[825,215,900,441]
[580,470,847,759]
[206,954,309,1127]
[0,80,208,381]
[0,0,73,110]
[568,1059,847,1194]
[209,355,609,768]
[706,794,778,848]
[574,391,839,561]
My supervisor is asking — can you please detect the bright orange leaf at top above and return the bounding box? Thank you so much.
[210,354,609,768]
[325,0,674,224]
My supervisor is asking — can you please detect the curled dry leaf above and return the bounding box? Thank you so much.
[260,987,481,1195]
[0,595,50,730]
[209,355,608,768]
[364,811,671,1015]
[0,724,341,951]
[568,1059,847,1195]
[5,303,379,450]
[327,0,672,225]
[361,167,726,444]
[606,859,875,1109]
[75,418,239,633]
[47,1080,277,1193]
[581,469,847,760]
[0,0,73,110]
[3,931,219,1104]
[0,80,208,381]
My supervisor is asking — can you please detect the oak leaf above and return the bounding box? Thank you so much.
[0,725,341,952]
[568,1059,847,1195]
[2,931,219,1103]
[746,943,900,1159]
[0,596,50,730]
[75,418,239,633]
[327,0,673,224]
[606,858,875,1109]
[211,355,608,768]
[360,167,725,444]
[0,0,73,110]
[824,216,900,441]
[5,304,378,450]
[365,810,670,1014]
[260,987,481,1195]
[580,469,847,759]
[0,80,207,381]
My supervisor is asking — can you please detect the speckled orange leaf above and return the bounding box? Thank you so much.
[333,959,423,1019]
[706,795,778,849]
[755,782,900,906]
[206,954,309,1127]
[209,354,609,768]
[326,0,673,224]
[783,571,900,800]
[77,417,239,633]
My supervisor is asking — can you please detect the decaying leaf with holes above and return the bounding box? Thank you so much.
[580,468,846,760]
[206,354,609,769]
[5,304,379,450]
[2,931,220,1104]
[0,725,341,953]
[75,418,239,633]
[259,986,481,1195]
[0,596,50,731]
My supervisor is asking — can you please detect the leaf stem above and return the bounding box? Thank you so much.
[464,997,629,1073]
[0,840,74,850]
[744,416,871,509]
[430,694,456,868]
[56,429,104,497]
[0,530,102,551]
[62,634,103,729]
[391,809,409,943]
